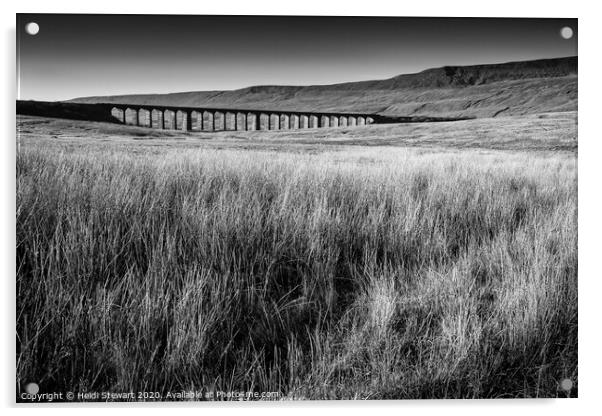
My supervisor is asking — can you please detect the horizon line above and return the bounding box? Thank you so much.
[62,54,577,102]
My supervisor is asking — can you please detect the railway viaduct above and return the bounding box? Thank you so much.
[16,100,469,131]
[110,105,378,131]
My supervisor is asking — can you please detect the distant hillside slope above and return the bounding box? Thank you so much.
[70,56,577,118]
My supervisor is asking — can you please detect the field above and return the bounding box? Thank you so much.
[16,113,577,400]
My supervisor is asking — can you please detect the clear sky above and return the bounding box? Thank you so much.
[17,14,578,101]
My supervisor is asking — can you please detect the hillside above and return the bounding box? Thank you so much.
[70,57,577,119]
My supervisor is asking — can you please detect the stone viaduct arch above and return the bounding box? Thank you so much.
[109,105,380,132]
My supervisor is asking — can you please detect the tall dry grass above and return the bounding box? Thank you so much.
[16,145,577,399]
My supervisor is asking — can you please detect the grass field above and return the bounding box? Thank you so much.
[16,114,577,399]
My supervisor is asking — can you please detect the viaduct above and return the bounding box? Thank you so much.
[110,104,378,131]
[16,100,470,130]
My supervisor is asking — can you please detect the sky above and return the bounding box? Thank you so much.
[17,14,578,101]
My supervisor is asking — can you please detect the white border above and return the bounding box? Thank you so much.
[3,1,600,415]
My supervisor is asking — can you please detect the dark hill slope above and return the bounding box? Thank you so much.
[71,57,577,118]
